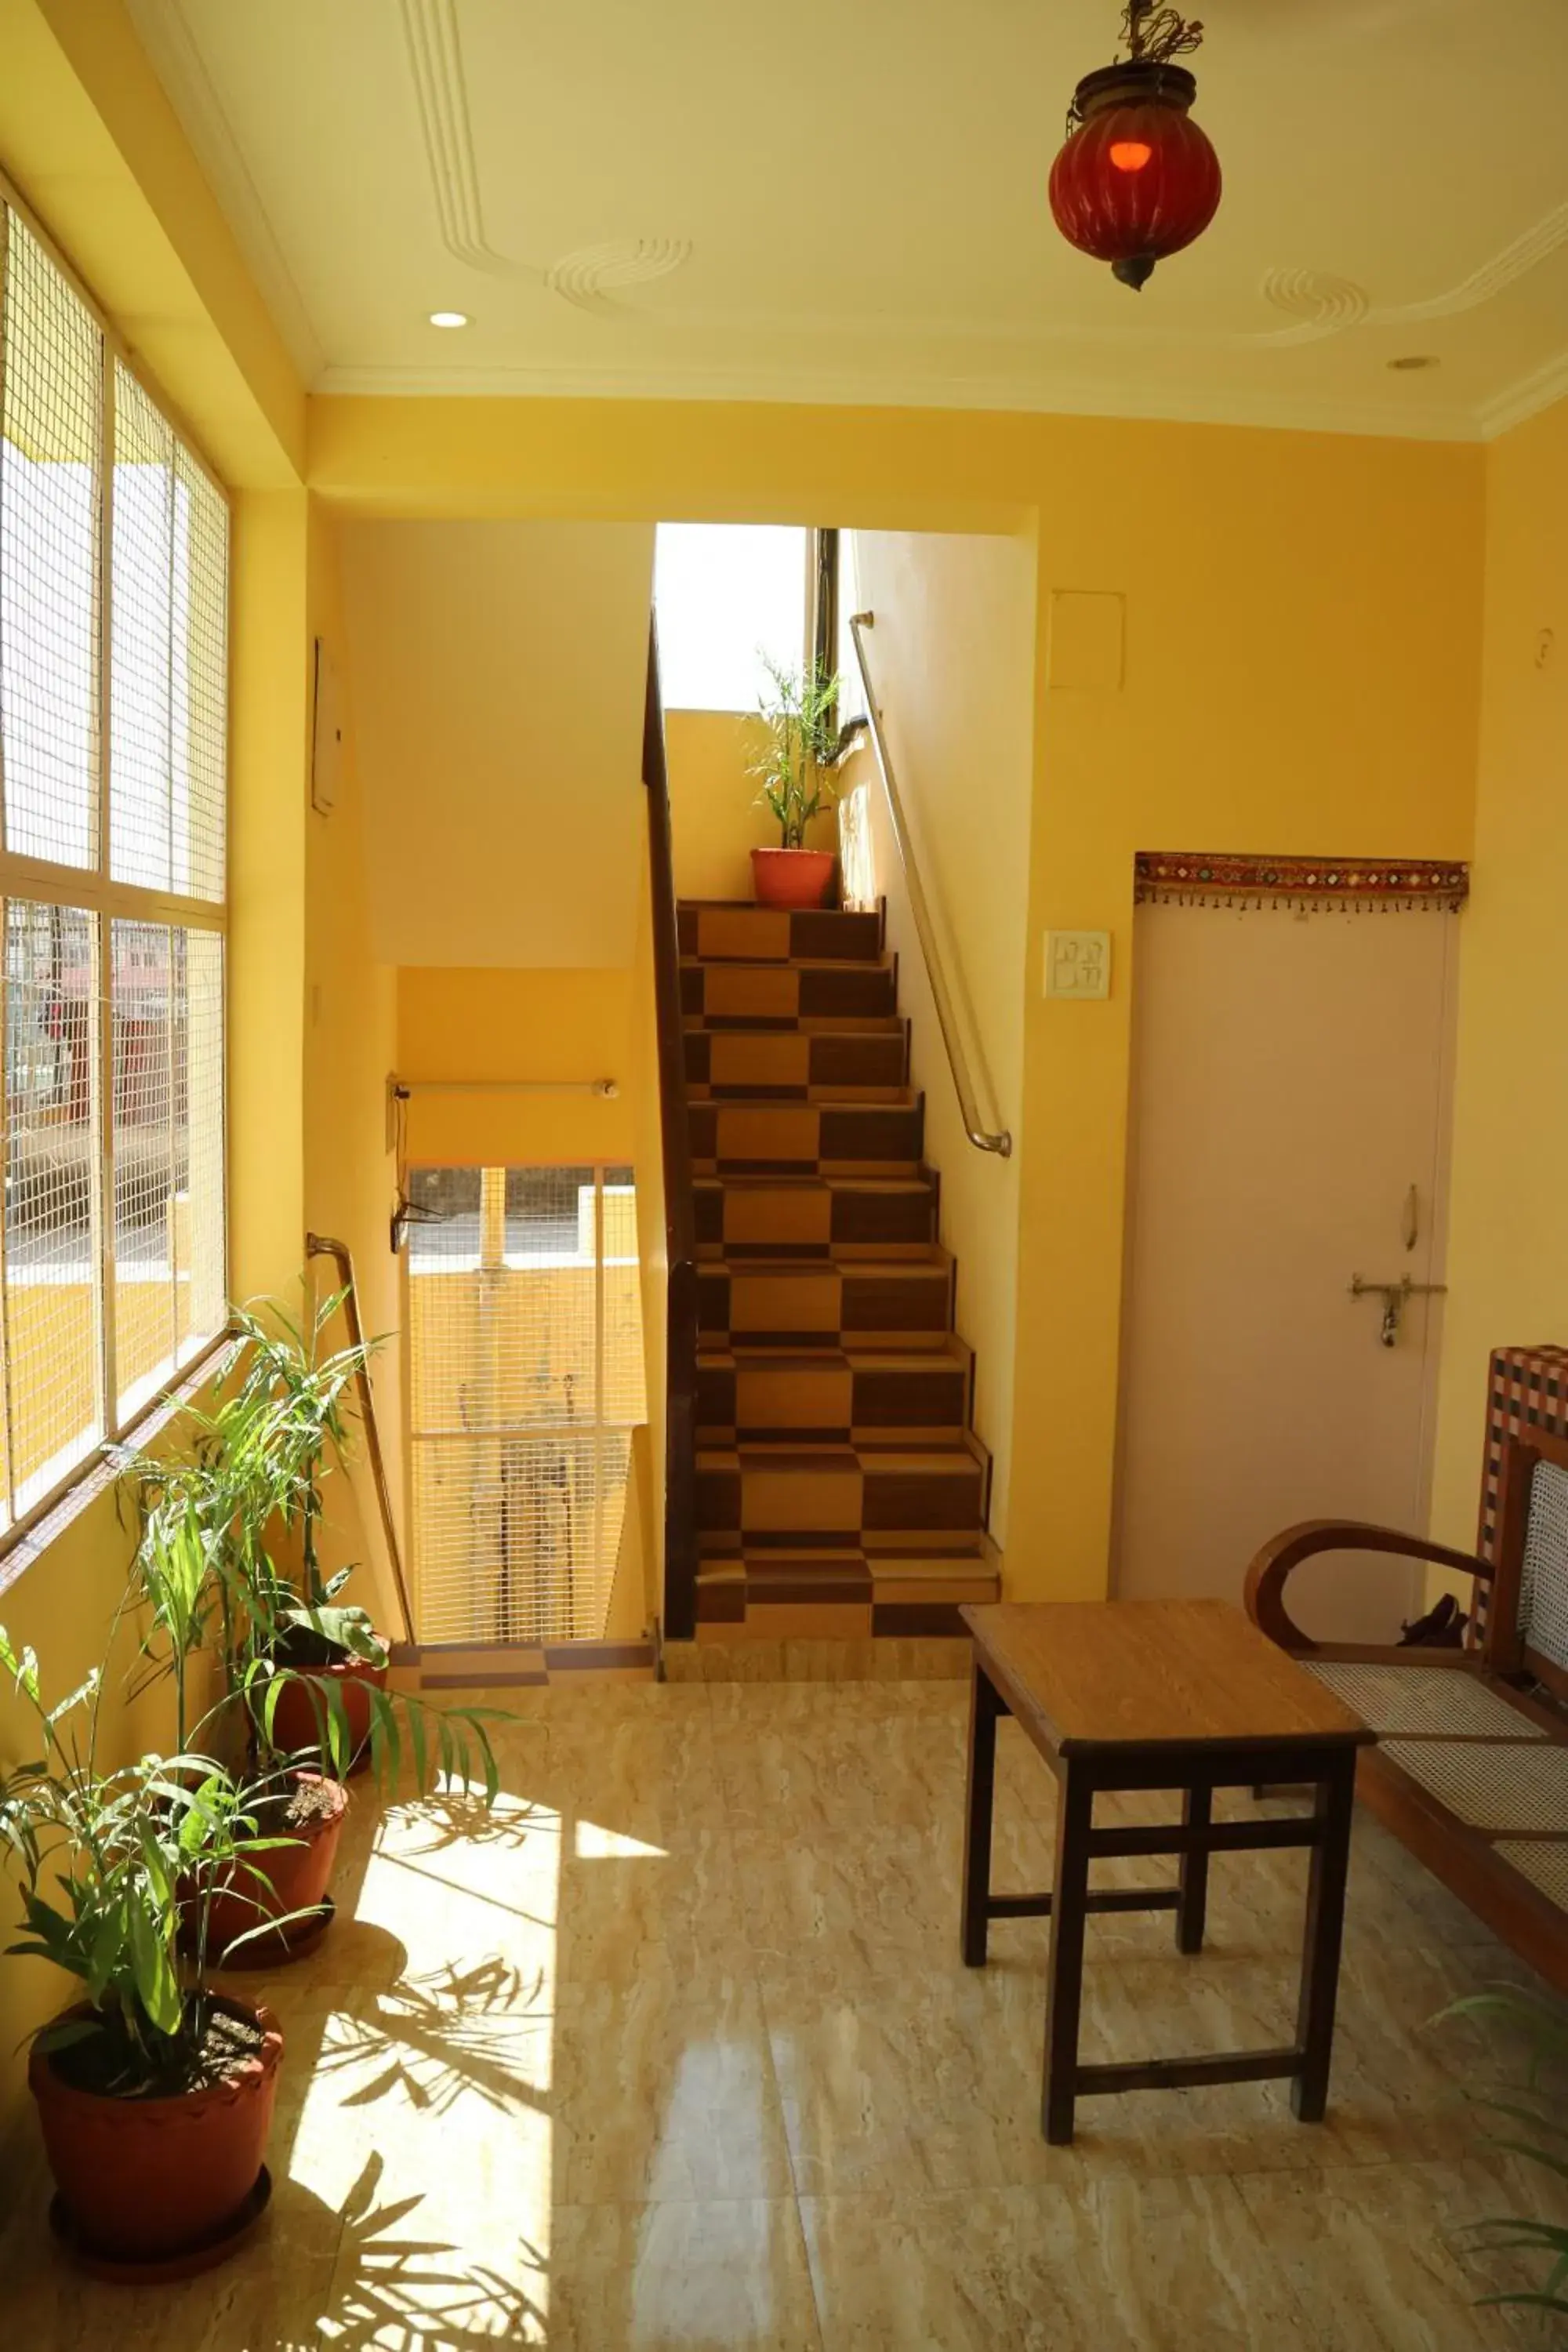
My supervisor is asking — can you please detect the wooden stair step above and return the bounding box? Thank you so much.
[684,1011,907,1036]
[698,1250,956,1344]
[686,1024,909,1098]
[694,1534,1001,1639]
[695,1172,938,1258]
[688,1094,925,1173]
[677,901,885,964]
[681,956,899,1025]
[696,1436,990,1545]
[698,1339,974,1437]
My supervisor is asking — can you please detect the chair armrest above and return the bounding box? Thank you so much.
[1243,1519,1493,1654]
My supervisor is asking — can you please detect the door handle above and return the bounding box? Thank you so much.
[1348,1272,1447,1348]
[1402,1184,1418,1253]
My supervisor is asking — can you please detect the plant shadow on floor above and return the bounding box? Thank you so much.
[315,1955,549,2118]
[289,2151,547,2349]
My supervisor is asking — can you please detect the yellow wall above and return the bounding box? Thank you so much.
[1430,394,1568,1559]
[666,709,836,900]
[837,528,1037,1548]
[314,397,1483,1600]
[303,500,404,1627]
[337,520,655,969]
[397,970,636,1169]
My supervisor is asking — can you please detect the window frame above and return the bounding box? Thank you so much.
[652,521,816,715]
[400,1161,644,1647]
[0,169,231,1566]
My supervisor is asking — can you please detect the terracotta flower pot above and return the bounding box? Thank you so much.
[269,1644,388,1772]
[751,847,836,909]
[31,1998,282,2263]
[200,1770,348,1962]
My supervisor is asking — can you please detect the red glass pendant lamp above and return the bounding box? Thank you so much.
[1049,2,1221,289]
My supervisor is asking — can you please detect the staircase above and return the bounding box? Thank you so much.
[681,896,1002,1641]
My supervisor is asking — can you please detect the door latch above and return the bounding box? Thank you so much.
[1348,1273,1448,1348]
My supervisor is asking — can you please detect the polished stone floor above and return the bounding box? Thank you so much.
[2,1674,1563,2348]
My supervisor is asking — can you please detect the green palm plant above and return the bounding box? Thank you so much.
[748,654,844,848]
[1439,1986,1568,2321]
[124,1292,501,1804]
[0,1624,295,2089]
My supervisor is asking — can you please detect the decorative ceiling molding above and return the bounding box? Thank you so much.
[1261,198,1568,350]
[1476,344,1568,442]
[126,0,324,378]
[398,0,688,319]
[397,0,526,279]
[314,356,1481,445]
[546,239,693,318]
[1388,198,1568,325]
[1257,270,1371,346]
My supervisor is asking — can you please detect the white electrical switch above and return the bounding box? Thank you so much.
[1044,930,1111,1000]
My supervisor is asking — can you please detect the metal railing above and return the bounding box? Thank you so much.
[848,612,1012,1158]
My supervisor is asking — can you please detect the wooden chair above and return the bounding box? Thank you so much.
[1244,1423,1568,1994]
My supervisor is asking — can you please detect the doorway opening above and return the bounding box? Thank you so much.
[405,1163,645,1646]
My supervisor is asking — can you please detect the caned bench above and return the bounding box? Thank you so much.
[1245,1417,1568,1995]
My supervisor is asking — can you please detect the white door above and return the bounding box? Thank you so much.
[1113,898,1458,1644]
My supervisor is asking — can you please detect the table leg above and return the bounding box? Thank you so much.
[960,1658,1002,1967]
[1176,1783,1211,1955]
[1292,1750,1356,2122]
[1041,1762,1094,2146]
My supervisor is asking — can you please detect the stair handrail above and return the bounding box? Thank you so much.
[848,612,1012,1158]
[642,614,701,1642]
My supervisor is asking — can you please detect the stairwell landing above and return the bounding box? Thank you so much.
[681,896,1002,1643]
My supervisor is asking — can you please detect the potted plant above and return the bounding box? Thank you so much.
[0,1624,293,2272]
[223,1293,393,1766]
[125,1292,501,1964]
[748,653,844,908]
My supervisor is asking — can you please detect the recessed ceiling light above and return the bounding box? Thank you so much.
[1388,354,1439,371]
[428,310,470,329]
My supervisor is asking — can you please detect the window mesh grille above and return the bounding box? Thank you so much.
[111,918,175,1417]
[0,217,101,869]
[110,365,227,898]
[180,927,225,1359]
[0,193,229,1535]
[408,1166,644,1646]
[2,901,102,1522]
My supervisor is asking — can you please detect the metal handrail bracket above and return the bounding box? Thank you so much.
[848,612,1012,1157]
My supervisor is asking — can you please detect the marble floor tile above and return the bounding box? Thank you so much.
[800,2175,1319,2352]
[550,1968,796,2207]
[1234,2161,1555,2350]
[545,2198,822,2350]
[2,1671,1560,2350]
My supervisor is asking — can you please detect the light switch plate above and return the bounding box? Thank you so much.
[1044,930,1111,1000]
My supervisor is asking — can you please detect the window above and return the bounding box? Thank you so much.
[405,1165,645,1646]
[831,528,869,731]
[653,522,811,711]
[0,194,228,1535]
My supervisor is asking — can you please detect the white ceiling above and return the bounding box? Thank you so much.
[130,0,1568,441]
[338,520,655,967]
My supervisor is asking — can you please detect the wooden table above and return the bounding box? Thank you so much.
[960,1600,1374,2146]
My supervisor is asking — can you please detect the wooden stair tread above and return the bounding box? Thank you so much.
[696,1173,935,1195]
[703,1247,953,1274]
[681,953,896,975]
